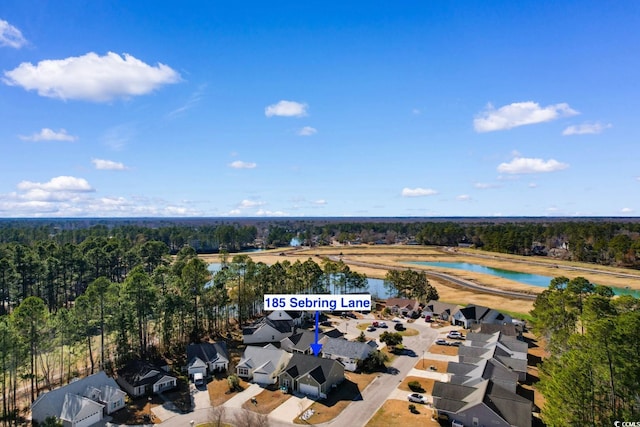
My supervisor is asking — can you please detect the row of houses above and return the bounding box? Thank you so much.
[432,325,532,427]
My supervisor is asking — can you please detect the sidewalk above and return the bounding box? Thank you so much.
[222,383,263,409]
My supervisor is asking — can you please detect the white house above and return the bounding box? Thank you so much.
[31,371,126,427]
[236,344,292,386]
[116,360,177,397]
[243,310,296,344]
[321,338,377,371]
[186,341,229,381]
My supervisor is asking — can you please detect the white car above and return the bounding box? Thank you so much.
[447,331,465,339]
[407,393,427,404]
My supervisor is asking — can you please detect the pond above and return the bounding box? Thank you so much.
[405,261,640,297]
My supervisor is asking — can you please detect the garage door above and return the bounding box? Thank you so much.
[299,383,319,397]
[76,411,102,427]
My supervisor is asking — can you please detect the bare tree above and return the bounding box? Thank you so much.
[208,405,226,427]
[234,408,270,427]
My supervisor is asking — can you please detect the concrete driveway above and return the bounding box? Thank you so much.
[268,394,314,424]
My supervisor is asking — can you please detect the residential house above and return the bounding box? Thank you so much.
[447,358,519,393]
[432,380,531,427]
[116,360,177,397]
[451,304,513,329]
[321,338,377,371]
[278,354,345,399]
[236,344,292,386]
[461,332,528,381]
[186,341,230,381]
[422,300,461,322]
[243,310,296,344]
[385,298,422,317]
[31,371,126,427]
[280,330,327,354]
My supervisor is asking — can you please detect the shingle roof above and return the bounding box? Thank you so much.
[285,330,324,351]
[322,338,376,360]
[187,342,229,365]
[117,360,174,387]
[484,381,532,427]
[60,393,104,423]
[282,354,343,385]
[238,345,290,373]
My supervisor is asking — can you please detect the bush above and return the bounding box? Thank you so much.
[408,404,418,413]
[408,381,424,393]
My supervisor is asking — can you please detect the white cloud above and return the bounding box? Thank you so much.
[497,157,569,174]
[92,158,127,170]
[528,182,538,188]
[255,209,288,216]
[562,122,612,136]
[17,176,94,192]
[227,209,242,215]
[456,194,471,201]
[265,100,308,117]
[474,182,499,189]
[229,160,257,169]
[401,187,438,197]
[19,128,78,142]
[3,52,181,102]
[239,199,265,209]
[621,207,634,214]
[474,101,578,132]
[313,199,327,205]
[298,126,317,136]
[412,108,421,115]
[0,19,27,48]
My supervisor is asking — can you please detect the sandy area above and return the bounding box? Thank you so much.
[200,245,640,317]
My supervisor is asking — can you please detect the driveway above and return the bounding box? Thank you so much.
[222,383,263,408]
[269,395,314,424]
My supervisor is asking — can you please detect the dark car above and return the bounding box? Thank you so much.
[394,323,405,331]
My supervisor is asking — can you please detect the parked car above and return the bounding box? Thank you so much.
[447,331,465,339]
[320,320,332,327]
[394,323,406,331]
[372,321,379,327]
[378,322,388,328]
[366,326,376,332]
[449,341,462,347]
[424,315,432,322]
[345,312,357,319]
[407,393,427,404]
[435,339,449,346]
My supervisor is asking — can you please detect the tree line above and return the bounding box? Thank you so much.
[530,276,640,426]
[0,245,371,425]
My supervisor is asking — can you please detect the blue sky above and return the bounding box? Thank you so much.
[1,1,638,217]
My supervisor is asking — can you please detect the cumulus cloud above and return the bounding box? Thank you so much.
[17,176,94,192]
[562,122,612,136]
[0,19,27,48]
[19,128,77,142]
[474,182,499,189]
[265,100,308,117]
[298,126,317,136]
[229,160,257,169]
[255,209,288,216]
[3,52,181,102]
[92,158,127,170]
[497,157,569,174]
[238,199,265,208]
[456,194,471,201]
[621,207,634,214]
[401,187,438,197]
[474,101,578,132]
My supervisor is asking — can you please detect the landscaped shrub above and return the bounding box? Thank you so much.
[408,381,424,392]
[408,404,418,413]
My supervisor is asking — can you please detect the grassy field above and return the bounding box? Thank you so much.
[210,244,640,318]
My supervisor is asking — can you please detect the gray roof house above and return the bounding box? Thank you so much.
[447,358,519,393]
[243,311,296,344]
[116,360,177,397]
[236,344,292,386]
[280,330,328,354]
[385,298,422,317]
[452,304,513,329]
[186,341,229,380]
[461,332,528,381]
[278,354,345,399]
[433,379,531,427]
[321,338,377,372]
[31,371,126,427]
[422,300,461,322]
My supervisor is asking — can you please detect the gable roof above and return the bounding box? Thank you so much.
[60,393,104,423]
[424,300,460,315]
[187,341,229,366]
[281,353,343,385]
[385,298,421,311]
[237,345,290,373]
[31,372,121,423]
[117,360,174,387]
[243,316,294,335]
[282,330,326,352]
[457,304,492,321]
[322,337,377,360]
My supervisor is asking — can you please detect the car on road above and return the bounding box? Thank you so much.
[407,393,427,404]
[378,322,388,328]
[447,331,465,339]
[435,339,449,346]
[372,321,379,327]
[449,341,462,346]
[366,325,376,332]
[394,323,405,331]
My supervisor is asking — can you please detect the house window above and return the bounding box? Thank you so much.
[472,417,479,426]
[238,367,249,376]
[283,379,290,387]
